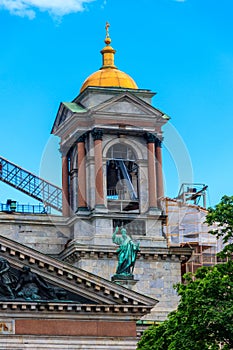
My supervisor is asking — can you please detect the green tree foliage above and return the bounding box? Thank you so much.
[137,196,233,350]
[206,195,233,258]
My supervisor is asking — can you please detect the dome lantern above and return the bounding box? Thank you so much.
[80,22,138,93]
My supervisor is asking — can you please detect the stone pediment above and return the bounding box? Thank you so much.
[51,102,87,134]
[91,92,167,120]
[0,234,156,317]
[51,91,169,138]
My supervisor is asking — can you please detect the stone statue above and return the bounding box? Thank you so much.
[0,258,17,299]
[112,226,140,278]
[15,266,56,300]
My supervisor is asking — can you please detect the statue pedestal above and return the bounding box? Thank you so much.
[111,274,138,290]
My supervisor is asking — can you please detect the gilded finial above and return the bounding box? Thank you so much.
[105,21,111,45]
[105,22,110,37]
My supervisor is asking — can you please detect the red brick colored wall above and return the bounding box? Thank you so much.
[15,319,136,337]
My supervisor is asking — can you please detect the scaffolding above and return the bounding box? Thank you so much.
[162,197,222,274]
[0,155,62,212]
[176,183,208,208]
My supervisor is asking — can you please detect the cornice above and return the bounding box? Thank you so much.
[0,212,68,226]
[0,301,151,319]
[59,244,192,264]
[0,235,156,312]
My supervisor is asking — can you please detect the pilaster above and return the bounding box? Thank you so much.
[155,138,164,207]
[145,133,158,212]
[62,154,70,217]
[76,134,89,213]
[91,128,106,211]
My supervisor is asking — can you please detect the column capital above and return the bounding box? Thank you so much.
[91,128,103,141]
[144,132,157,144]
[77,133,87,143]
[60,147,70,157]
[155,138,162,148]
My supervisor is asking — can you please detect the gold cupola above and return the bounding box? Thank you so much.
[80,22,138,93]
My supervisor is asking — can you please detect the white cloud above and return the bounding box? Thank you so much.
[0,0,94,19]
[101,0,107,9]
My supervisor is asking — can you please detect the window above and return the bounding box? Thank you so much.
[113,219,146,235]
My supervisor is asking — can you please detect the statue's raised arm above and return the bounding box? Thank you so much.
[112,226,122,246]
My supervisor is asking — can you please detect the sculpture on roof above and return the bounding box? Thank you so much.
[0,258,68,301]
[112,226,140,279]
[15,266,56,300]
[0,257,17,299]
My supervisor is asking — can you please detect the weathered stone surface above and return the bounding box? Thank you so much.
[0,213,70,254]
[0,335,138,349]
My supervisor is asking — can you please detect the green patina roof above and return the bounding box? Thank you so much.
[63,102,87,113]
[162,113,170,120]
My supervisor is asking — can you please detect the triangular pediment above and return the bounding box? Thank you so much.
[51,102,87,134]
[0,235,156,316]
[51,91,169,137]
[92,92,168,120]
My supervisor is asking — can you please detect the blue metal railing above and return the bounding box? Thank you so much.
[0,202,51,214]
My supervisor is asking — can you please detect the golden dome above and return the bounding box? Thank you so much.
[80,23,138,93]
[80,68,138,92]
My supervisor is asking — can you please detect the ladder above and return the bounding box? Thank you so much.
[0,156,62,212]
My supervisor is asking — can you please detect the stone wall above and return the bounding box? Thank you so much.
[73,250,182,322]
[135,257,181,321]
[0,212,70,255]
[0,211,190,323]
[0,318,138,349]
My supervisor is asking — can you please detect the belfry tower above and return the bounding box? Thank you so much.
[52,24,190,321]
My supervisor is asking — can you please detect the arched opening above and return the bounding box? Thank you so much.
[106,144,139,212]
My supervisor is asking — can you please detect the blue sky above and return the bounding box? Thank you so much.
[0,0,232,208]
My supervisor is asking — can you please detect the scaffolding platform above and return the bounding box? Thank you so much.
[161,196,222,274]
[0,155,62,212]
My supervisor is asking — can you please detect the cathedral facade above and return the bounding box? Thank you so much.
[0,25,191,349]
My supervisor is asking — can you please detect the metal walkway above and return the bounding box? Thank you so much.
[0,156,62,212]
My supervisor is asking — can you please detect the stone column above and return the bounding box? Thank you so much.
[155,138,164,206]
[62,154,70,217]
[77,134,88,211]
[91,128,105,208]
[145,133,157,210]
